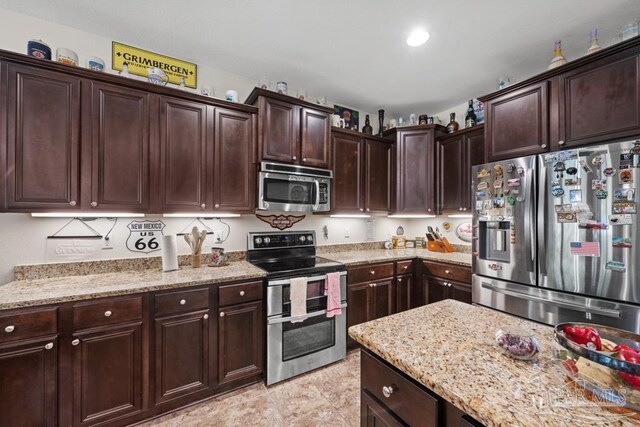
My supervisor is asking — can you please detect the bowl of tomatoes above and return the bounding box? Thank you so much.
[554,322,640,410]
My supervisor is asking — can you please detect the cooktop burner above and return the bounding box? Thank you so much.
[251,256,344,278]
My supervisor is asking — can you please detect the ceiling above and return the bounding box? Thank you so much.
[1,0,638,115]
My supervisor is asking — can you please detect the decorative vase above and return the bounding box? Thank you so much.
[363,115,373,134]
[378,109,385,136]
[548,40,568,70]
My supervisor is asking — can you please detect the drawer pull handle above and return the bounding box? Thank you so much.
[104,310,112,317]
[180,299,187,305]
[44,342,54,350]
[369,283,377,288]
[203,314,209,320]
[403,265,408,270]
[4,325,15,333]
[445,270,451,274]
[72,339,80,346]
[239,290,245,296]
[220,312,225,317]
[382,385,395,398]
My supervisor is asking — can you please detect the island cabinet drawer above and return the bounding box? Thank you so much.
[73,295,143,329]
[361,350,439,427]
[0,307,57,343]
[218,281,263,306]
[154,288,209,317]
[396,260,414,275]
[422,261,471,284]
[348,263,395,283]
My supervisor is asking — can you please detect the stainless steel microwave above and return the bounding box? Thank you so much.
[257,162,332,212]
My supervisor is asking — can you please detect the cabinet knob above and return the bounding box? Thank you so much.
[369,283,377,288]
[44,342,54,350]
[427,208,432,212]
[445,270,451,274]
[220,312,225,317]
[4,325,15,333]
[559,140,565,146]
[292,156,297,160]
[397,278,402,282]
[463,208,467,211]
[459,207,463,211]
[541,144,547,149]
[69,200,76,207]
[104,310,112,317]
[239,290,245,296]
[370,270,375,275]
[180,299,187,305]
[302,157,307,162]
[448,283,453,287]
[382,385,395,398]
[360,208,364,212]
[203,314,209,320]
[71,339,80,346]
[201,203,206,209]
[90,201,98,207]
[214,204,220,209]
[403,265,408,270]
[366,208,370,212]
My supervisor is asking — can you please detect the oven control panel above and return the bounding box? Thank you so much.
[249,231,315,249]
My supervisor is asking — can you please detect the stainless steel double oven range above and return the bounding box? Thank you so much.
[247,231,347,385]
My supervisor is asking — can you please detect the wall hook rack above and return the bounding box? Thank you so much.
[47,217,104,239]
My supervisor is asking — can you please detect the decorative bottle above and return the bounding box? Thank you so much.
[548,40,568,69]
[446,113,459,133]
[363,115,373,135]
[378,109,385,136]
[587,29,602,55]
[464,100,477,128]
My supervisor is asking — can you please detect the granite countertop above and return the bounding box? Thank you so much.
[0,261,266,310]
[321,248,471,267]
[349,300,639,426]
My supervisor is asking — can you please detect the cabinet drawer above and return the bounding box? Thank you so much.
[348,262,394,283]
[361,350,439,427]
[154,288,209,317]
[421,261,471,283]
[0,307,57,343]
[396,260,414,275]
[218,281,263,306]
[73,295,142,330]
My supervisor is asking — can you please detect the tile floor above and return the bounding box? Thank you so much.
[137,350,361,427]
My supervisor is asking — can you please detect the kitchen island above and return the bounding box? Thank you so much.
[349,299,640,426]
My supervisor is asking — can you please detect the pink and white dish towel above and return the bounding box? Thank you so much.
[324,272,342,318]
[289,277,308,323]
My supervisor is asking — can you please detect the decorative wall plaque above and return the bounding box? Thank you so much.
[126,220,165,253]
[256,214,305,230]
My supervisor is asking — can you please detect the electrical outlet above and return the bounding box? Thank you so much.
[213,230,224,243]
[344,227,350,238]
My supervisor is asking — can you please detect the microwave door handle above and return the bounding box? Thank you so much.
[267,303,348,324]
[313,180,320,211]
[268,271,347,287]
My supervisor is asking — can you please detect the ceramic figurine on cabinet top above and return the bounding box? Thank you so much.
[362,115,373,135]
[548,40,568,69]
[587,28,602,55]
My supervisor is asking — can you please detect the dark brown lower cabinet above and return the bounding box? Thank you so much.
[72,322,143,426]
[0,337,58,426]
[396,273,422,313]
[347,277,394,348]
[361,390,403,427]
[154,310,210,405]
[217,301,263,386]
[423,276,472,305]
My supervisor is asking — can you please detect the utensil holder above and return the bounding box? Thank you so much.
[191,254,202,268]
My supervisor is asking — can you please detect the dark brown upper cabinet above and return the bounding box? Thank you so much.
[331,128,392,214]
[437,125,484,214]
[3,62,82,211]
[85,81,151,212]
[246,87,333,169]
[383,125,447,214]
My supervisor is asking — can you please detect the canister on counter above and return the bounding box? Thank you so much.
[405,239,416,248]
[392,236,406,249]
[27,39,51,60]
[415,237,425,248]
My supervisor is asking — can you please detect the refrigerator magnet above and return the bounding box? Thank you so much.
[516,166,525,176]
[620,153,634,169]
[554,204,565,213]
[507,178,521,187]
[569,190,582,202]
[516,196,525,202]
[569,241,600,256]
[558,150,578,162]
[557,212,577,223]
[553,162,566,172]
[592,179,606,190]
[614,188,636,202]
[551,179,561,186]
[631,142,640,155]
[578,222,608,230]
[507,196,516,205]
[610,214,633,225]
[612,237,633,248]
[619,169,633,184]
[483,200,492,210]
[477,169,490,178]
[477,181,488,190]
[544,153,558,163]
[505,206,514,217]
[592,155,604,166]
[564,178,581,186]
[551,186,565,197]
[493,165,504,179]
[613,202,637,214]
[475,200,483,210]
[506,163,516,173]
[595,189,608,199]
[579,160,593,174]
[603,167,616,177]
[493,179,503,189]
[493,197,505,208]
[566,167,578,175]
[605,260,626,272]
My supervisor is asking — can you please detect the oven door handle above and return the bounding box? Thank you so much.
[268,271,347,287]
[312,179,320,211]
[267,303,347,324]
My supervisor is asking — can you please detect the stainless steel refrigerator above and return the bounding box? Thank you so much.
[472,140,640,333]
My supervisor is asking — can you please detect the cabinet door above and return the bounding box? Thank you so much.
[261,97,297,163]
[0,337,57,427]
[5,63,81,210]
[347,281,370,348]
[449,281,472,305]
[87,81,151,212]
[331,132,364,214]
[395,129,436,213]
[361,390,404,427]
[558,51,640,148]
[396,274,422,313]
[366,139,392,213]
[217,301,263,386]
[463,128,484,212]
[438,136,464,213]
[300,107,330,168]
[154,310,209,405]
[72,323,143,426]
[485,81,549,161]
[158,96,209,212]
[423,276,448,305]
[213,107,255,212]
[370,279,395,321]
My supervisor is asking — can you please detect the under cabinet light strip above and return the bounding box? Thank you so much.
[31,212,145,218]
[447,214,473,218]
[162,213,241,218]
[387,214,436,219]
[329,214,371,218]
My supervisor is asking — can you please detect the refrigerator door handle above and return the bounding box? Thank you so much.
[523,168,535,270]
[537,160,547,276]
[480,283,621,318]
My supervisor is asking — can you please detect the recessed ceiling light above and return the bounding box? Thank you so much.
[406,29,430,47]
